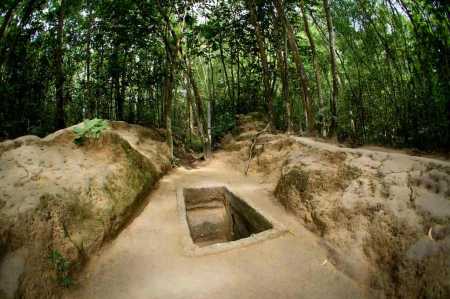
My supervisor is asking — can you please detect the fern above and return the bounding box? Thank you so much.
[73,118,108,145]
[48,250,73,288]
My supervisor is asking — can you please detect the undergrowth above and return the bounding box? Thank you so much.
[73,118,108,145]
[48,249,73,288]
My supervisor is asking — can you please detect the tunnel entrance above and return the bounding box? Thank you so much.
[182,187,273,247]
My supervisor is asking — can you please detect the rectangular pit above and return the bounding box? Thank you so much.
[182,186,273,247]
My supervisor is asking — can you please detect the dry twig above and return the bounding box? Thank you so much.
[244,123,270,175]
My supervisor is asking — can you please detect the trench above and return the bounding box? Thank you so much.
[182,187,273,247]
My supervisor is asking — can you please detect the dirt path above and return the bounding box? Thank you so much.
[64,152,367,299]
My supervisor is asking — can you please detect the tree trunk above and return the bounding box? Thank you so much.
[96,43,104,116]
[111,10,122,120]
[186,58,211,156]
[246,0,274,127]
[137,88,142,122]
[113,46,122,120]
[55,0,65,129]
[323,0,339,136]
[300,0,323,108]
[86,0,94,118]
[276,46,291,133]
[184,72,207,155]
[233,5,241,111]
[120,65,127,120]
[273,9,291,132]
[156,0,183,161]
[273,0,315,133]
[1,0,40,66]
[114,76,122,120]
[229,54,236,109]
[219,33,233,106]
[236,48,241,111]
[207,100,212,151]
[163,61,174,161]
[185,78,194,142]
[207,51,216,130]
[0,0,21,40]
[208,51,215,116]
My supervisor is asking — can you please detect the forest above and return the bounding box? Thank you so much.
[1,1,450,298]
[0,0,449,156]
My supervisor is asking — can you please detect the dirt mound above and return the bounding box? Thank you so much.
[0,121,170,298]
[221,112,269,152]
[222,118,450,298]
[277,149,450,298]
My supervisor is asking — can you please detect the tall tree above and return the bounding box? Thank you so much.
[273,0,315,133]
[85,0,94,118]
[54,0,66,129]
[156,0,179,161]
[185,56,210,157]
[0,0,21,40]
[300,0,323,115]
[323,0,338,136]
[246,0,274,127]
[273,7,291,132]
[0,0,448,151]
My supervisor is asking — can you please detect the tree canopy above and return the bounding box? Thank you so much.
[1,0,449,153]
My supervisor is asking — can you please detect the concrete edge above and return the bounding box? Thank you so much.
[176,185,288,257]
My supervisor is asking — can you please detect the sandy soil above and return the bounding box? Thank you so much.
[2,114,449,298]
[220,115,450,298]
[0,121,170,298]
[64,154,368,299]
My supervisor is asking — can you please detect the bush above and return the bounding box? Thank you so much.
[72,118,108,145]
[212,110,235,142]
[48,250,72,288]
[188,134,204,153]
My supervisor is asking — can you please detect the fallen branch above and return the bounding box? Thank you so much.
[244,123,270,175]
[428,227,434,241]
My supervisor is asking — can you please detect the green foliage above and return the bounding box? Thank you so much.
[72,118,108,145]
[48,250,73,288]
[188,134,204,153]
[0,0,448,150]
[212,110,236,142]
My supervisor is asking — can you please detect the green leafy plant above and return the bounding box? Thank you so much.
[72,118,108,145]
[48,250,73,288]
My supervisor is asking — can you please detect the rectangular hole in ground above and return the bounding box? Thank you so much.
[183,187,273,247]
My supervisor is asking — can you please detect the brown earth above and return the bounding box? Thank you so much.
[63,152,367,299]
[221,114,450,298]
[2,115,449,299]
[0,121,170,298]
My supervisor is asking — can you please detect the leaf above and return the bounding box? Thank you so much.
[72,119,108,145]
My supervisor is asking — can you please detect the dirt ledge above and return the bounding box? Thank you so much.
[0,121,170,299]
[222,115,450,298]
